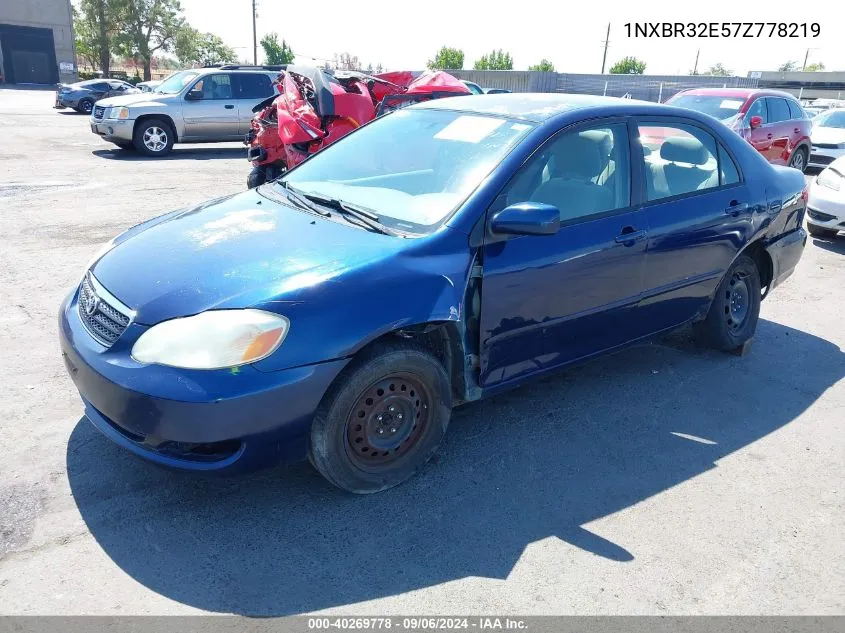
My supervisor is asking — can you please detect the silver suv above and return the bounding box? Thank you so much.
[89,65,282,156]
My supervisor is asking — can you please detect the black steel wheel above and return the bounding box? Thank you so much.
[698,254,761,352]
[309,342,451,494]
[77,98,94,114]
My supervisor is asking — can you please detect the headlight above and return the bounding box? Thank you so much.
[107,106,130,119]
[817,168,843,191]
[131,310,289,369]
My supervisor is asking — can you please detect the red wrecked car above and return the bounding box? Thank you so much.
[244,67,471,188]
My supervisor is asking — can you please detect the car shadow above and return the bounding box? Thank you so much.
[811,236,845,254]
[66,319,845,615]
[91,147,245,161]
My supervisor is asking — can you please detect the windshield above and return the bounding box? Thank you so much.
[276,108,534,233]
[670,94,745,121]
[154,71,199,94]
[814,110,845,128]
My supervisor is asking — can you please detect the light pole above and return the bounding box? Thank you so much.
[802,47,819,71]
[252,0,258,65]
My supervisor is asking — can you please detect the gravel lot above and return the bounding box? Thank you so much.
[0,87,843,616]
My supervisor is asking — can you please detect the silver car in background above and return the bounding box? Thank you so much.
[89,65,281,156]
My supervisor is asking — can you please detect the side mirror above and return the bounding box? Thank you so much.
[185,90,203,101]
[490,202,560,237]
[749,115,763,129]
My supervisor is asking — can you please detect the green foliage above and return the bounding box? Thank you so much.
[474,49,513,70]
[176,26,236,67]
[609,56,646,74]
[118,0,185,80]
[705,63,731,76]
[427,46,464,70]
[260,32,295,65]
[778,61,799,72]
[805,62,825,72]
[78,70,100,80]
[528,59,555,72]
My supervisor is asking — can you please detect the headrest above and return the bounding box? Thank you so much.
[660,136,709,165]
[549,134,604,180]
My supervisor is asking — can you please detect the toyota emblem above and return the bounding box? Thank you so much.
[84,292,99,316]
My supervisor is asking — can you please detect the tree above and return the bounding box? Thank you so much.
[260,32,295,65]
[375,63,384,74]
[528,59,555,72]
[427,46,464,70]
[332,52,360,70]
[474,49,513,70]
[705,63,731,76]
[176,26,236,67]
[778,61,799,72]
[72,5,101,71]
[117,0,185,81]
[609,56,646,74]
[76,0,123,76]
[805,62,825,72]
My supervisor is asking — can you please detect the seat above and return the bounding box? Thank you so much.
[531,133,613,220]
[648,136,718,199]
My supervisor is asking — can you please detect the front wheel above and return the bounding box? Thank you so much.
[133,118,174,157]
[247,166,266,189]
[309,342,452,494]
[698,254,761,352]
[76,98,94,114]
[807,223,839,239]
[789,147,808,172]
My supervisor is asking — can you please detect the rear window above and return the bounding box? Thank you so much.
[787,100,804,120]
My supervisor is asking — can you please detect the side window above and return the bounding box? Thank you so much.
[768,98,791,123]
[92,82,111,91]
[787,99,804,120]
[718,144,740,185]
[189,74,233,100]
[637,122,719,202]
[236,73,274,99]
[745,98,767,124]
[503,123,631,223]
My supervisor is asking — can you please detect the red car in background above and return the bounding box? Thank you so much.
[666,88,811,172]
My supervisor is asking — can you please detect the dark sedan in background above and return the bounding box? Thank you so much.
[55,79,140,114]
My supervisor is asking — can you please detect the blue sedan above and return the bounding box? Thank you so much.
[59,94,808,493]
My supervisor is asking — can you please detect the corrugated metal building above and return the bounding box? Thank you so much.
[0,0,76,85]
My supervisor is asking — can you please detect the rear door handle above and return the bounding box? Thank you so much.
[724,201,749,217]
[224,104,235,109]
[794,128,801,134]
[614,228,647,245]
[767,133,773,139]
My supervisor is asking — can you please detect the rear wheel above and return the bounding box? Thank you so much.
[309,342,452,494]
[698,254,761,352]
[807,223,839,239]
[789,147,807,172]
[133,118,174,157]
[76,98,94,114]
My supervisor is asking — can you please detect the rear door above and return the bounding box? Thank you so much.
[234,73,277,134]
[635,118,752,331]
[181,73,240,140]
[766,97,793,165]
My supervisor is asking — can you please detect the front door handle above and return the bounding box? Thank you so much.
[224,104,235,109]
[614,227,646,245]
[724,201,749,217]
[767,133,773,139]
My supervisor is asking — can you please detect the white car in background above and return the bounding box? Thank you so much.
[807,155,845,239]
[808,108,845,170]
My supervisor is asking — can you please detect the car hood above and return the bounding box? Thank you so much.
[811,126,845,144]
[90,189,409,324]
[96,93,173,107]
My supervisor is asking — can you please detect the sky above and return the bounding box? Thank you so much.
[177,0,844,75]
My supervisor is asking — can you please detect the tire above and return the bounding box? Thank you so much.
[789,146,808,172]
[132,118,174,157]
[807,223,838,239]
[77,98,94,114]
[309,342,452,494]
[247,166,266,189]
[698,254,761,352]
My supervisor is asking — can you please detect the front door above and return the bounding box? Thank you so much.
[746,97,776,162]
[479,120,649,389]
[181,73,240,140]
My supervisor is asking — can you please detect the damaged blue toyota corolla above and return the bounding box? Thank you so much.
[59,94,807,493]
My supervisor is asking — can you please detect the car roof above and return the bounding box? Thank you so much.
[672,87,797,100]
[413,92,662,122]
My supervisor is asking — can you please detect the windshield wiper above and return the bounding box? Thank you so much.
[299,192,398,236]
[276,181,331,217]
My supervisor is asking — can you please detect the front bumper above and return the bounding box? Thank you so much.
[807,181,845,231]
[59,289,348,472]
[808,146,845,169]
[89,117,134,143]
